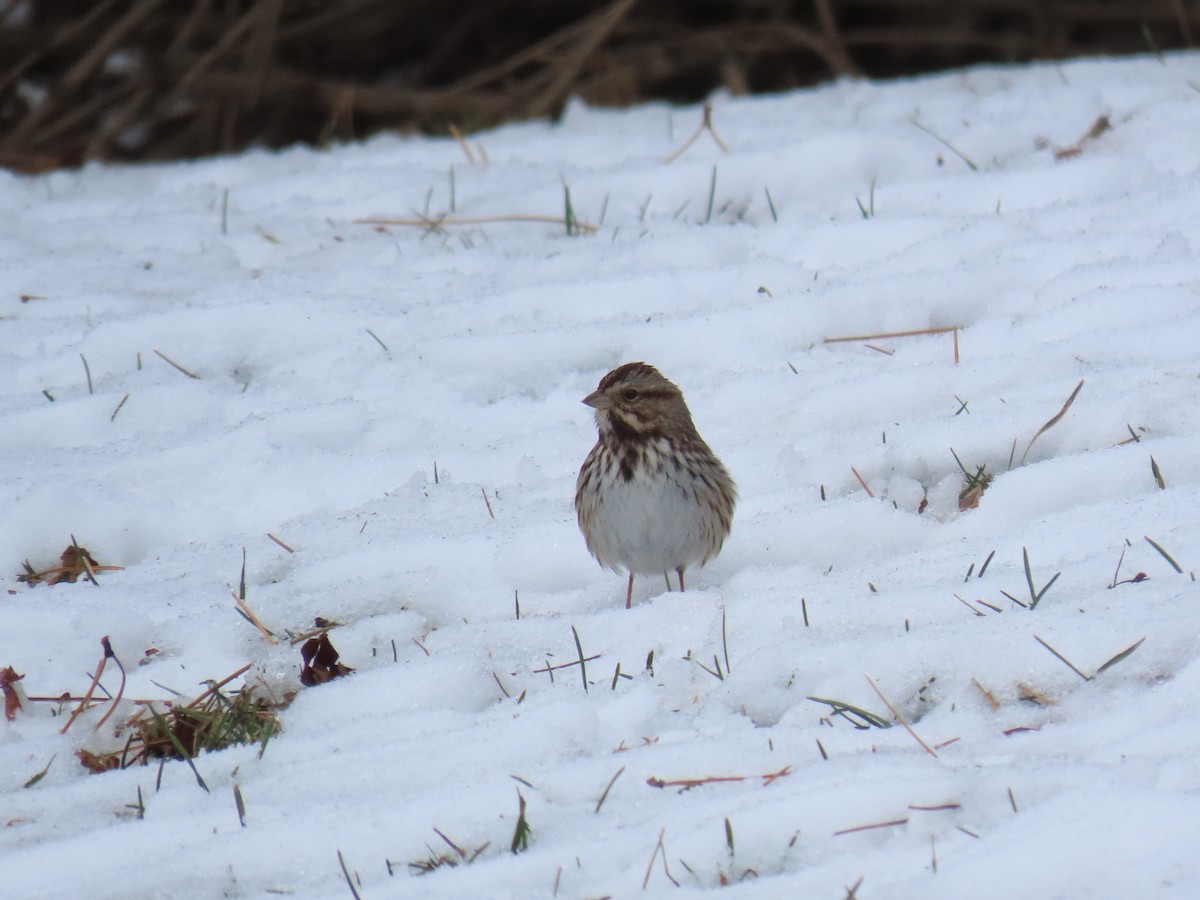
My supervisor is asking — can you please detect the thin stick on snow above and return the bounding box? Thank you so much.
[1021,379,1083,464]
[60,645,109,734]
[824,325,963,363]
[833,816,909,836]
[663,102,729,164]
[594,766,626,813]
[866,676,938,757]
[1144,535,1183,573]
[1033,634,1090,681]
[850,466,874,497]
[909,118,979,170]
[641,828,679,889]
[571,625,589,693]
[825,326,961,343]
[337,850,363,900]
[266,532,295,553]
[356,213,596,233]
[109,392,130,421]
[447,123,475,163]
[154,349,200,379]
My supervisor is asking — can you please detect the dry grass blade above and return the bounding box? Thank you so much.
[1022,379,1083,464]
[646,766,791,791]
[23,754,56,789]
[850,466,874,497]
[80,353,94,394]
[1144,535,1182,573]
[833,816,910,836]
[337,849,363,900]
[664,102,727,163]
[356,213,596,233]
[972,678,1000,710]
[641,828,679,889]
[234,594,278,644]
[433,827,467,859]
[93,637,126,730]
[1095,636,1146,676]
[571,625,589,693]
[824,325,962,362]
[953,593,985,616]
[909,117,978,170]
[266,532,295,553]
[1150,455,1165,489]
[233,783,247,826]
[188,662,254,709]
[824,325,961,344]
[154,349,201,379]
[60,648,108,734]
[447,123,475,163]
[1053,114,1112,159]
[110,392,131,421]
[807,695,891,729]
[865,676,938,758]
[1033,634,1090,682]
[594,766,626,813]
[909,802,961,812]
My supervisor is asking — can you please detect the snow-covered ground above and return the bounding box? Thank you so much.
[3,51,1199,899]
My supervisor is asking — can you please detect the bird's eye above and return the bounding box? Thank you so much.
[622,388,639,401]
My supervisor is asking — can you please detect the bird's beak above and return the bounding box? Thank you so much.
[583,390,610,409]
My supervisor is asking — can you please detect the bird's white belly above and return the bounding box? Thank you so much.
[586,468,706,575]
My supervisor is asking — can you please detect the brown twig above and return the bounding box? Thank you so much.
[646,765,792,791]
[154,349,201,379]
[266,532,295,553]
[1021,379,1083,464]
[60,647,109,734]
[824,325,963,364]
[233,594,279,645]
[850,466,874,497]
[865,676,938,757]
[187,662,254,709]
[664,102,731,163]
[93,637,128,730]
[833,816,910,836]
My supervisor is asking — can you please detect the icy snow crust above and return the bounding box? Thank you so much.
[2,53,1199,899]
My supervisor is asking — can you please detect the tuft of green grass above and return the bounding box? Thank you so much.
[764,186,778,222]
[1022,547,1061,610]
[563,181,577,236]
[704,166,718,224]
[950,447,990,509]
[510,790,531,854]
[807,695,891,729]
[854,179,876,219]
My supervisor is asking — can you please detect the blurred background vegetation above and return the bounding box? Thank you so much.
[1,0,1195,170]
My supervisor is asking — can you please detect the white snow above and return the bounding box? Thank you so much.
[3,52,1200,899]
